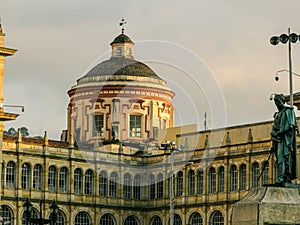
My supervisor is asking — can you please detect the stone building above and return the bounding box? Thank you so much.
[0,21,299,225]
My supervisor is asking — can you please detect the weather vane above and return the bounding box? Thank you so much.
[119,17,127,34]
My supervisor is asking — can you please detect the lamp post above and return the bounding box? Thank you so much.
[270,28,300,107]
[23,198,59,225]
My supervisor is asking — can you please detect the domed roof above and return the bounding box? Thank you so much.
[110,33,133,45]
[80,57,160,79]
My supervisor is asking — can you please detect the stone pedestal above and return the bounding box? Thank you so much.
[231,187,300,225]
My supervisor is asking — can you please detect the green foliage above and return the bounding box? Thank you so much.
[4,126,29,137]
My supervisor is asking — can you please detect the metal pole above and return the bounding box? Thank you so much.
[170,151,174,225]
[288,28,293,107]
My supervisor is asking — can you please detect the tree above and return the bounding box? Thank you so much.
[20,127,29,137]
[4,127,17,136]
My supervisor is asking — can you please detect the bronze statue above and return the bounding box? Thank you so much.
[270,94,298,185]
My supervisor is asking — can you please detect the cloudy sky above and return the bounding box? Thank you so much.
[1,0,300,139]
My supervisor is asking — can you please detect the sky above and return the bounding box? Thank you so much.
[1,0,300,140]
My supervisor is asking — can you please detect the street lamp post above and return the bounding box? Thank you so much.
[23,198,59,225]
[270,28,300,107]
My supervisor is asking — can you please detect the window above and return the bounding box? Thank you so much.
[149,174,155,199]
[124,216,139,225]
[157,173,163,199]
[99,171,107,197]
[208,167,216,194]
[56,210,66,225]
[124,173,132,199]
[168,173,175,198]
[210,210,224,225]
[6,161,16,188]
[93,115,104,137]
[109,172,118,197]
[129,115,141,137]
[1,163,4,188]
[262,161,269,185]
[170,214,182,225]
[116,47,122,56]
[188,170,195,195]
[2,205,13,225]
[59,167,68,193]
[151,216,162,225]
[230,165,238,191]
[33,164,42,191]
[218,166,224,192]
[126,47,132,57]
[176,171,183,196]
[84,169,94,195]
[239,164,246,190]
[48,165,57,192]
[190,212,203,225]
[74,168,83,194]
[197,169,203,194]
[100,214,115,225]
[22,208,39,225]
[21,163,31,190]
[252,162,260,188]
[74,212,91,225]
[133,175,141,200]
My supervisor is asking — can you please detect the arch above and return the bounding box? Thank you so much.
[109,172,118,197]
[57,210,67,225]
[157,173,163,199]
[33,164,43,191]
[74,168,83,194]
[151,215,162,225]
[262,161,269,185]
[168,214,182,225]
[148,174,155,199]
[176,171,183,196]
[99,170,108,197]
[189,212,203,225]
[133,174,141,200]
[99,213,116,225]
[22,208,39,225]
[59,167,69,193]
[85,169,94,195]
[124,215,139,225]
[218,166,224,192]
[230,164,238,191]
[208,167,216,194]
[124,173,132,199]
[21,163,31,190]
[239,164,246,190]
[209,210,224,225]
[252,162,260,188]
[74,211,92,225]
[48,165,57,192]
[6,161,16,188]
[2,205,14,225]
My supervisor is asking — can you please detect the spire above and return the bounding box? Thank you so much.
[0,17,3,34]
[17,128,22,143]
[43,131,48,146]
[119,17,127,34]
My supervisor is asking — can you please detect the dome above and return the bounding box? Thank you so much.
[79,57,162,80]
[110,33,133,45]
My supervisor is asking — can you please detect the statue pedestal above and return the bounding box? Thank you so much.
[231,187,300,225]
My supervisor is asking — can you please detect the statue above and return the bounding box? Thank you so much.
[270,94,298,185]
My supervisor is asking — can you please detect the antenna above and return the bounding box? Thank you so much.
[119,17,127,34]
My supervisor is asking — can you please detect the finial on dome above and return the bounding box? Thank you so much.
[0,17,3,34]
[119,17,127,34]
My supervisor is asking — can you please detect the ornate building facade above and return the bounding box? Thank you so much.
[0,21,299,225]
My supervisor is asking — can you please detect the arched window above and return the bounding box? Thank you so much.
[149,174,155,199]
[157,173,163,199]
[173,214,182,225]
[176,171,183,196]
[22,163,31,190]
[99,170,107,197]
[48,165,57,192]
[2,205,13,225]
[262,161,269,185]
[208,167,216,194]
[188,170,195,195]
[252,162,260,188]
[230,165,238,191]
[6,161,16,188]
[22,208,39,225]
[218,166,224,192]
[100,214,115,225]
[74,212,91,225]
[197,169,203,194]
[59,167,69,193]
[74,168,83,194]
[57,210,66,225]
[189,212,203,225]
[33,164,42,191]
[239,164,246,190]
[210,210,224,225]
[133,174,141,200]
[124,173,132,199]
[109,172,118,197]
[168,173,175,197]
[124,215,139,225]
[85,169,94,195]
[151,216,162,225]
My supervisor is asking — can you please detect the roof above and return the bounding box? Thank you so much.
[110,33,133,45]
